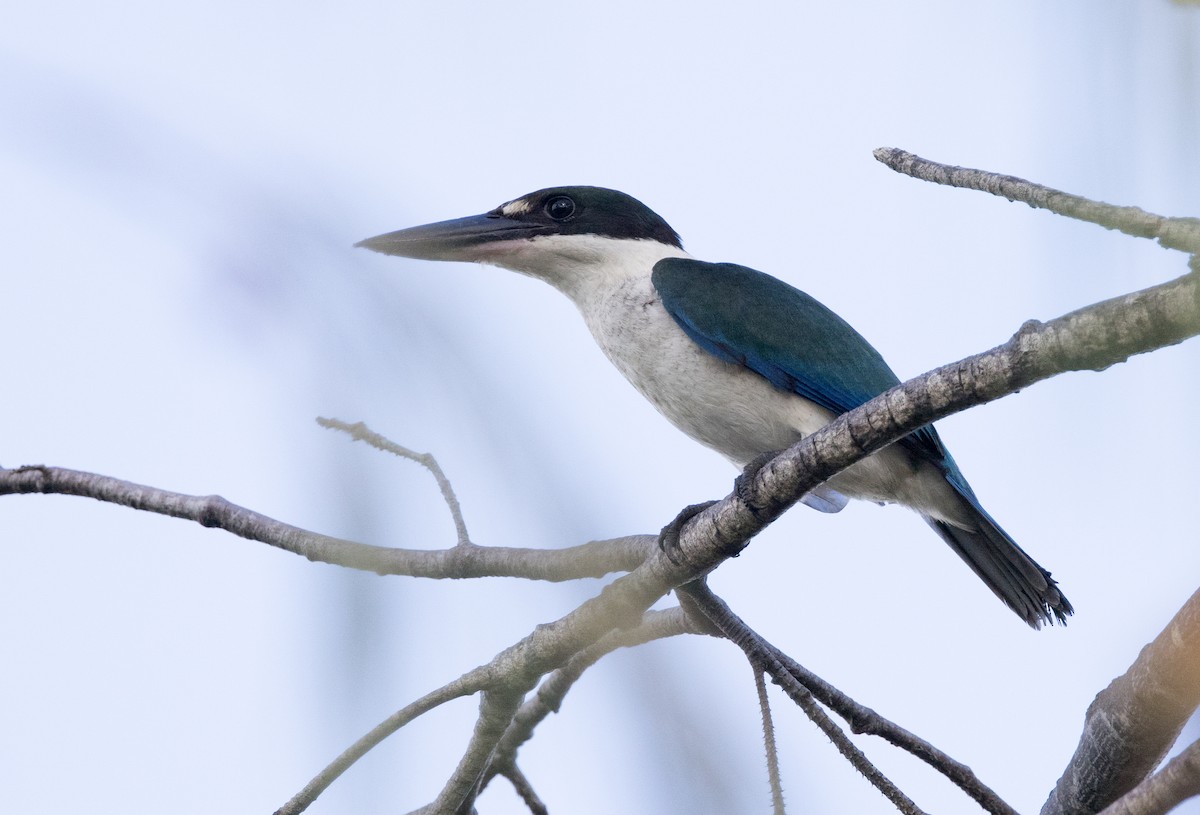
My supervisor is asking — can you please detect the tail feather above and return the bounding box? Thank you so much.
[926,502,1072,629]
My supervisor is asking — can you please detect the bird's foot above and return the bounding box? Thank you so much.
[658,500,719,567]
[735,450,782,520]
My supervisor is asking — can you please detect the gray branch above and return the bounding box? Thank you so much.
[275,671,487,815]
[1042,589,1200,815]
[1097,739,1200,815]
[873,147,1200,253]
[0,465,653,580]
[480,609,701,795]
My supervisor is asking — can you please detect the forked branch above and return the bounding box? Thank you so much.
[1042,589,1200,815]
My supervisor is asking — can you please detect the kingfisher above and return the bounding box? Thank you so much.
[357,186,1071,628]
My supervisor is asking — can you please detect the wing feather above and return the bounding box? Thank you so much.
[651,258,946,463]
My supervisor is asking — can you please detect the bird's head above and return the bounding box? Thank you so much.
[357,186,685,294]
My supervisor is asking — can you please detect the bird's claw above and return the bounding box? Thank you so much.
[734,450,781,519]
[657,500,719,566]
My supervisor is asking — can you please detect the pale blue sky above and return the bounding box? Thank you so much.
[2,3,1199,813]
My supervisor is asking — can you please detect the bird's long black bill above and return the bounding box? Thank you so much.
[355,213,553,261]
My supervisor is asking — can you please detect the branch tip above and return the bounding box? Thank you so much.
[873,148,1200,253]
[318,417,471,545]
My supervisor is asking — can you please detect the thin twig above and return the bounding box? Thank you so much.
[499,763,550,815]
[873,147,1200,253]
[318,417,471,546]
[755,668,787,815]
[274,671,487,815]
[680,581,1019,815]
[770,650,1017,815]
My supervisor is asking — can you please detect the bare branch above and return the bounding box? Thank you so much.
[1098,739,1200,815]
[426,688,526,814]
[280,612,697,815]
[318,417,471,546]
[873,148,1200,253]
[0,464,653,579]
[770,648,1017,815]
[1042,589,1200,815]
[480,609,700,795]
[401,570,711,813]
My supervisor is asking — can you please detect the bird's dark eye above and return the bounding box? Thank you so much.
[544,196,576,221]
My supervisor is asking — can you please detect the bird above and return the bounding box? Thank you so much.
[357,185,1071,628]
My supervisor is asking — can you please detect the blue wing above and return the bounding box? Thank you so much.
[651,258,949,467]
[652,259,1072,626]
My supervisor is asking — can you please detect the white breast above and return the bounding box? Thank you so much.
[582,272,836,467]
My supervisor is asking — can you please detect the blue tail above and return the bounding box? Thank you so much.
[927,484,1072,629]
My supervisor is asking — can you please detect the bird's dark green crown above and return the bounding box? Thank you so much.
[489,186,683,248]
